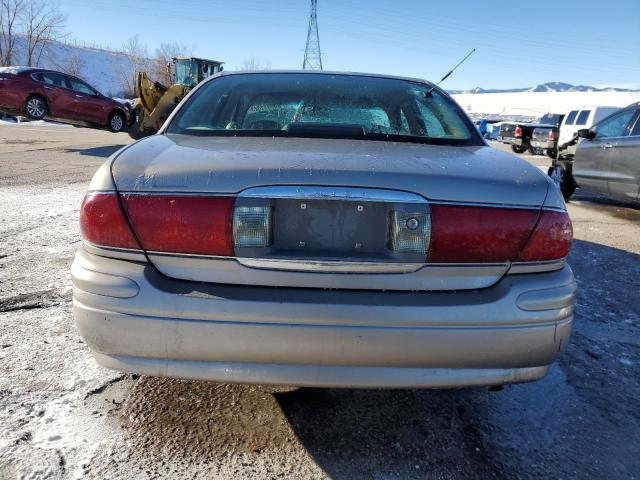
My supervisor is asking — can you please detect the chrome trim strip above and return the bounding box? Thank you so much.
[146,252,513,274]
[99,189,565,212]
[508,259,565,274]
[428,199,565,212]
[115,191,238,197]
[146,250,235,259]
[237,186,428,203]
[83,242,147,262]
[236,257,425,273]
[83,241,142,254]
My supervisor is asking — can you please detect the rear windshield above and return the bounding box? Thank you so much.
[166,73,481,146]
[538,114,561,125]
[564,110,578,125]
[575,110,591,125]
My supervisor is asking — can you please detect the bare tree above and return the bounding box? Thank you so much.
[21,0,65,67]
[152,41,190,85]
[118,34,148,97]
[236,56,271,71]
[55,51,83,77]
[0,0,24,66]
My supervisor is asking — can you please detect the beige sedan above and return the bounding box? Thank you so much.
[72,71,576,388]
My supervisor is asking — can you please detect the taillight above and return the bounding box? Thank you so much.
[80,193,141,250]
[428,205,538,263]
[518,210,572,261]
[548,130,557,141]
[120,194,234,256]
[427,206,571,263]
[514,126,522,138]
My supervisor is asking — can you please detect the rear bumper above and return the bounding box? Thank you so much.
[497,136,522,146]
[72,249,576,388]
[531,140,555,149]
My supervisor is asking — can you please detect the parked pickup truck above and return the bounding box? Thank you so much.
[498,114,563,154]
[531,123,562,159]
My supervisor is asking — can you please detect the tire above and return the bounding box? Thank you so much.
[547,149,558,160]
[511,144,528,154]
[548,165,576,201]
[24,95,47,120]
[108,110,125,133]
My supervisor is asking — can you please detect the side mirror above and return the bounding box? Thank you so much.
[577,128,595,140]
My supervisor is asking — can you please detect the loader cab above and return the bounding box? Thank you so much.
[172,57,224,89]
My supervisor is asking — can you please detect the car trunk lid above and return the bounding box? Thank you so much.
[111,134,551,291]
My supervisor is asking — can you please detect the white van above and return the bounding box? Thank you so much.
[558,106,619,149]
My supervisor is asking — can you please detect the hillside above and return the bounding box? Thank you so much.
[10,37,138,97]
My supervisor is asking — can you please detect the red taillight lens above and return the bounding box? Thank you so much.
[80,193,141,250]
[428,205,539,263]
[120,194,234,256]
[548,130,557,141]
[514,126,522,138]
[427,206,572,263]
[518,210,572,261]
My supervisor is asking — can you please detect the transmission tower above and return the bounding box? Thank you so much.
[302,0,323,70]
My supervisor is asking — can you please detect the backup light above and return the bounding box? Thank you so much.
[389,211,430,254]
[233,206,272,248]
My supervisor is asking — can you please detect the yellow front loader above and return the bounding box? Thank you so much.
[128,57,224,140]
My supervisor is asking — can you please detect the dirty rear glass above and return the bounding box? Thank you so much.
[538,114,561,126]
[166,73,480,145]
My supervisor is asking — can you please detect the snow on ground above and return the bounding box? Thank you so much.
[0,118,70,126]
[453,91,640,116]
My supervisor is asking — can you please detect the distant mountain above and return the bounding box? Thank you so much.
[450,82,639,94]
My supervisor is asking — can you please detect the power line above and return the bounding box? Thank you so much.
[303,0,322,70]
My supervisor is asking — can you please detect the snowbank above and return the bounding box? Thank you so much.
[453,91,640,116]
[0,66,33,75]
[0,118,69,126]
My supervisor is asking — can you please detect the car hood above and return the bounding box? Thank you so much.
[111,134,549,207]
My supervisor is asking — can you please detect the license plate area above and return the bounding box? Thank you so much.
[234,186,429,263]
[274,198,388,258]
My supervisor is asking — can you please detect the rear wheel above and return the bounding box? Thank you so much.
[548,165,576,200]
[24,95,47,120]
[511,144,527,154]
[108,111,125,133]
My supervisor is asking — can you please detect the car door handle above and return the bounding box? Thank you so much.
[602,143,614,149]
[44,86,53,90]
[75,94,84,98]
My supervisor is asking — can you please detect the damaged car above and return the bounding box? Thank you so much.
[0,66,132,132]
[72,71,575,389]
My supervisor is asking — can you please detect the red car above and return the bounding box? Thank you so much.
[0,67,132,132]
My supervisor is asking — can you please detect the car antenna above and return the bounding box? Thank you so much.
[426,48,476,96]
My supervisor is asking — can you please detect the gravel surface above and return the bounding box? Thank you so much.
[1,127,639,479]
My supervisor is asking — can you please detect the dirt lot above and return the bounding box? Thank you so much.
[1,125,639,479]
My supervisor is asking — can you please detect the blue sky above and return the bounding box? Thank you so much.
[58,0,640,90]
